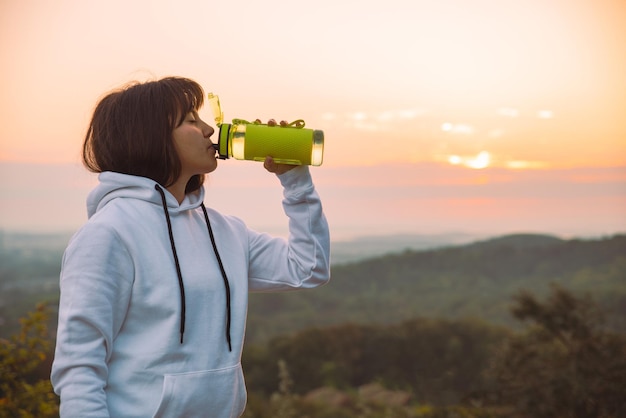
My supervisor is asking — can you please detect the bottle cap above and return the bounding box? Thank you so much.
[207,93,223,127]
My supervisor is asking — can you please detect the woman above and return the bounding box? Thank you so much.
[51,76,331,417]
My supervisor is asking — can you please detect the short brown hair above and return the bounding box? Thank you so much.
[83,76,206,193]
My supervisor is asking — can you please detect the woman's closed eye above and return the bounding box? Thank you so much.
[187,111,200,124]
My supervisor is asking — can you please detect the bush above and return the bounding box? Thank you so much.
[488,285,626,417]
[0,303,59,418]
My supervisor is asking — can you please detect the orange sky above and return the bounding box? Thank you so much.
[1,0,625,168]
[1,0,625,238]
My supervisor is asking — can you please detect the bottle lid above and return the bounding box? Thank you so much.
[207,93,223,127]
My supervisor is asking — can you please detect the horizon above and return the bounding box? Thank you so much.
[1,160,624,241]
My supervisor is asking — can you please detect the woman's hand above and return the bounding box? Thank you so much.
[263,156,297,175]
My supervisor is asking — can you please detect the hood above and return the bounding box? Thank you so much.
[85,171,230,349]
[87,171,205,219]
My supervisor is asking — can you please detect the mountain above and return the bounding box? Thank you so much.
[1,231,624,343]
[245,233,626,343]
[330,232,568,264]
[329,232,483,264]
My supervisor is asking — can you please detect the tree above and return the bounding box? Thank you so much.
[0,303,59,418]
[489,285,626,417]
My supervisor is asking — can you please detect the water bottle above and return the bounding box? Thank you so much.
[208,93,324,166]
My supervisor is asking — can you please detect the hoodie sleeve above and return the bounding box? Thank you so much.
[247,165,331,291]
[51,223,133,418]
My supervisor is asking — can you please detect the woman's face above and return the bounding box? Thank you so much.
[172,110,217,178]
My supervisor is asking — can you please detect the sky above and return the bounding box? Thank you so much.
[1,0,625,240]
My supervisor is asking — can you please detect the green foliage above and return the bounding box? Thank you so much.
[243,359,507,418]
[247,234,626,343]
[243,318,509,406]
[2,233,625,417]
[488,285,626,417]
[0,303,59,418]
[3,232,625,343]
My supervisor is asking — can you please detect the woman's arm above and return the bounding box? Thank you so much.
[247,164,331,291]
[51,224,133,417]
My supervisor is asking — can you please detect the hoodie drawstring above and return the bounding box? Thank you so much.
[155,185,186,344]
[154,185,232,351]
[201,202,233,352]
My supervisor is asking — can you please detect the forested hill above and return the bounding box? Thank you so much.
[246,233,626,343]
[1,232,624,343]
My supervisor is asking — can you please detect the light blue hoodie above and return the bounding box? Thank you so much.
[51,166,330,418]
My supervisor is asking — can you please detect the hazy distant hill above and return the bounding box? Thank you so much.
[1,231,624,344]
[330,232,483,264]
[0,230,479,334]
[246,233,626,343]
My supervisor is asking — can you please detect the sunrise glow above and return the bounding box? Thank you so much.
[0,0,624,238]
[1,0,625,169]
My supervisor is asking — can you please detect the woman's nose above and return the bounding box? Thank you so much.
[201,120,215,138]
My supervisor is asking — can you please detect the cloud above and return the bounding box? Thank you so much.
[441,123,475,135]
[497,107,555,119]
[448,151,491,169]
[331,108,427,131]
[506,160,549,169]
[376,108,426,121]
[537,110,554,119]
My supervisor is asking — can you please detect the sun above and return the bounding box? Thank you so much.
[448,151,491,169]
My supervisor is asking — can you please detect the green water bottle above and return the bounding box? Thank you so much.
[208,93,324,166]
